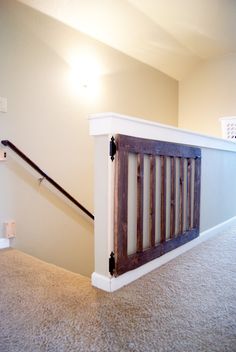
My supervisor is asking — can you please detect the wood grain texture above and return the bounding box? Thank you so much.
[179,158,184,235]
[187,159,192,230]
[116,228,199,275]
[114,148,129,265]
[137,154,144,252]
[193,157,201,230]
[160,156,166,243]
[114,134,201,276]
[117,134,201,159]
[150,155,156,248]
[170,157,176,238]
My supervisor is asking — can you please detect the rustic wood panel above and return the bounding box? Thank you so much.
[114,149,129,264]
[193,157,201,230]
[116,228,199,275]
[117,134,201,159]
[170,157,176,238]
[187,159,192,230]
[150,155,156,248]
[114,134,201,276]
[137,154,144,252]
[160,156,166,243]
[179,157,184,235]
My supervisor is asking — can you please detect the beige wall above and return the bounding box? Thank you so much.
[179,53,236,137]
[200,147,236,232]
[0,0,178,276]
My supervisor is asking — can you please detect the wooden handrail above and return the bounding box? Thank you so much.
[1,140,94,220]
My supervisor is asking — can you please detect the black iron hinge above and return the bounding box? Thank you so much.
[109,136,116,161]
[109,252,115,276]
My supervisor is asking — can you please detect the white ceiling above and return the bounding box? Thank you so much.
[18,0,236,80]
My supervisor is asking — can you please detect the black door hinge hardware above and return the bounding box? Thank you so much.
[109,136,116,161]
[109,252,115,276]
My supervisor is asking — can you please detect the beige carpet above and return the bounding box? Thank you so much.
[0,227,236,352]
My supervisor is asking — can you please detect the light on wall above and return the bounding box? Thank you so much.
[68,55,102,98]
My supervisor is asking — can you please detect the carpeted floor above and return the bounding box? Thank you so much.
[0,227,236,352]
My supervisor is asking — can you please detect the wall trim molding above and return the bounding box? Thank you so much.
[89,112,236,152]
[92,216,236,292]
[0,238,10,249]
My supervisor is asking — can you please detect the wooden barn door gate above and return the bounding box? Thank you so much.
[113,134,201,275]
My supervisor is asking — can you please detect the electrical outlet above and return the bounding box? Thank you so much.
[5,221,16,238]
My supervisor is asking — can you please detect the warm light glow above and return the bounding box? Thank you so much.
[68,54,102,99]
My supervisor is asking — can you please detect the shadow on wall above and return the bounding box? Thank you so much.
[4,154,94,277]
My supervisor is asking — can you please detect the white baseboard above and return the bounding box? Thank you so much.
[92,216,236,292]
[91,272,112,292]
[0,238,10,249]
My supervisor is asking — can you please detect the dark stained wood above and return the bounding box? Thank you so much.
[150,155,156,247]
[193,157,201,229]
[137,154,144,252]
[117,134,201,159]
[187,158,192,230]
[170,157,176,238]
[113,148,119,262]
[179,157,184,235]
[114,134,201,276]
[114,148,129,264]
[116,228,199,275]
[160,156,166,243]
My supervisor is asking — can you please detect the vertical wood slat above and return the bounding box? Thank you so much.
[150,155,156,247]
[170,157,176,238]
[137,154,144,252]
[160,156,166,242]
[114,149,129,261]
[179,157,184,235]
[187,159,192,230]
[193,157,201,229]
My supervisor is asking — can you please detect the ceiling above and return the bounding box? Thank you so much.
[18,0,236,80]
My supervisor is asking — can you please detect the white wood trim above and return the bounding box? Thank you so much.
[89,112,236,152]
[91,216,236,292]
[91,272,111,292]
[0,238,10,249]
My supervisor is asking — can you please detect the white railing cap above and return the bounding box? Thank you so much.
[89,112,236,152]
